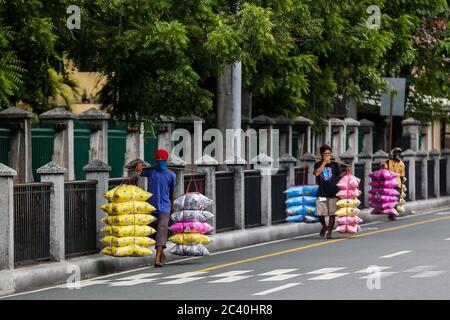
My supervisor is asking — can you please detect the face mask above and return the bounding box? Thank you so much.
[156,159,167,172]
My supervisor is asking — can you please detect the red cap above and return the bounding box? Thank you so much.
[154,149,169,161]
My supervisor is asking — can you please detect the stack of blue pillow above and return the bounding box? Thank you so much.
[284,185,319,223]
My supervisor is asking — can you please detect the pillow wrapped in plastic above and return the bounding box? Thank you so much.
[336,189,361,199]
[368,194,398,203]
[336,175,360,190]
[285,196,318,207]
[102,245,152,257]
[169,233,212,245]
[396,205,405,213]
[283,185,319,197]
[286,215,319,223]
[369,169,399,181]
[335,207,360,217]
[101,214,156,226]
[401,184,407,192]
[336,224,360,234]
[101,225,156,237]
[104,185,152,203]
[398,198,406,205]
[101,201,156,215]
[174,192,213,211]
[336,199,361,209]
[401,192,407,198]
[169,221,214,234]
[368,180,399,189]
[101,236,155,247]
[171,209,214,222]
[337,216,363,226]
[169,244,210,256]
[368,188,400,197]
[286,205,316,216]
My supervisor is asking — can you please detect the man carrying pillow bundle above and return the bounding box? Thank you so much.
[134,149,176,267]
[383,147,406,221]
[313,144,347,239]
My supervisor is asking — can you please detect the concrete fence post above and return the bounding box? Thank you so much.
[78,108,110,163]
[339,151,356,174]
[402,149,416,201]
[253,154,273,226]
[372,150,388,169]
[124,123,145,177]
[37,161,67,262]
[279,153,297,187]
[195,155,218,235]
[168,156,187,200]
[429,149,440,198]
[441,149,450,195]
[416,151,428,199]
[357,152,372,207]
[226,158,247,230]
[39,108,76,180]
[0,163,17,270]
[83,160,111,251]
[299,153,316,185]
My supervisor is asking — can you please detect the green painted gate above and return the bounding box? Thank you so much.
[32,128,55,182]
[74,121,90,180]
[144,133,158,167]
[0,128,10,164]
[108,122,127,178]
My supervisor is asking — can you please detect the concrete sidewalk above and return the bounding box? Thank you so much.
[1,196,450,296]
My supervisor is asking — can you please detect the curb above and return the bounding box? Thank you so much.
[1,196,450,297]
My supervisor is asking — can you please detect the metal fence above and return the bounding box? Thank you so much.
[440,158,447,196]
[184,173,206,194]
[271,169,287,223]
[427,160,435,198]
[65,180,98,257]
[404,161,410,201]
[354,163,366,207]
[415,160,423,200]
[215,171,235,232]
[294,166,308,185]
[244,170,262,227]
[14,182,52,266]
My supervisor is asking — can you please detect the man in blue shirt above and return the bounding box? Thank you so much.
[134,149,176,267]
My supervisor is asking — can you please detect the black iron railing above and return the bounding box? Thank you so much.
[294,166,308,185]
[215,171,235,232]
[427,160,435,198]
[271,169,287,223]
[404,161,410,201]
[244,170,262,227]
[184,173,206,194]
[354,163,366,208]
[14,182,52,266]
[415,161,423,200]
[440,158,447,196]
[65,180,98,257]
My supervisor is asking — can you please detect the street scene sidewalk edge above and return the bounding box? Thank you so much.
[1,196,450,297]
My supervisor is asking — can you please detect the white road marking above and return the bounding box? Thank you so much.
[108,278,159,286]
[410,271,446,278]
[403,266,435,273]
[307,273,349,280]
[258,269,300,276]
[354,266,391,273]
[359,272,398,279]
[158,271,208,285]
[433,211,450,215]
[208,270,254,283]
[379,251,412,258]
[252,283,301,296]
[115,273,162,281]
[259,274,302,282]
[445,238,450,241]
[307,267,347,274]
[64,280,109,288]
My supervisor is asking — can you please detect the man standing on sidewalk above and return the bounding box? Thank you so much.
[134,149,176,267]
[313,144,344,239]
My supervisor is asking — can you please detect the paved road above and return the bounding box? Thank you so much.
[2,208,450,300]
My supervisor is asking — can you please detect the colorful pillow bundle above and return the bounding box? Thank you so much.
[284,185,319,223]
[368,169,400,217]
[169,192,214,256]
[335,174,362,234]
[100,185,156,257]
